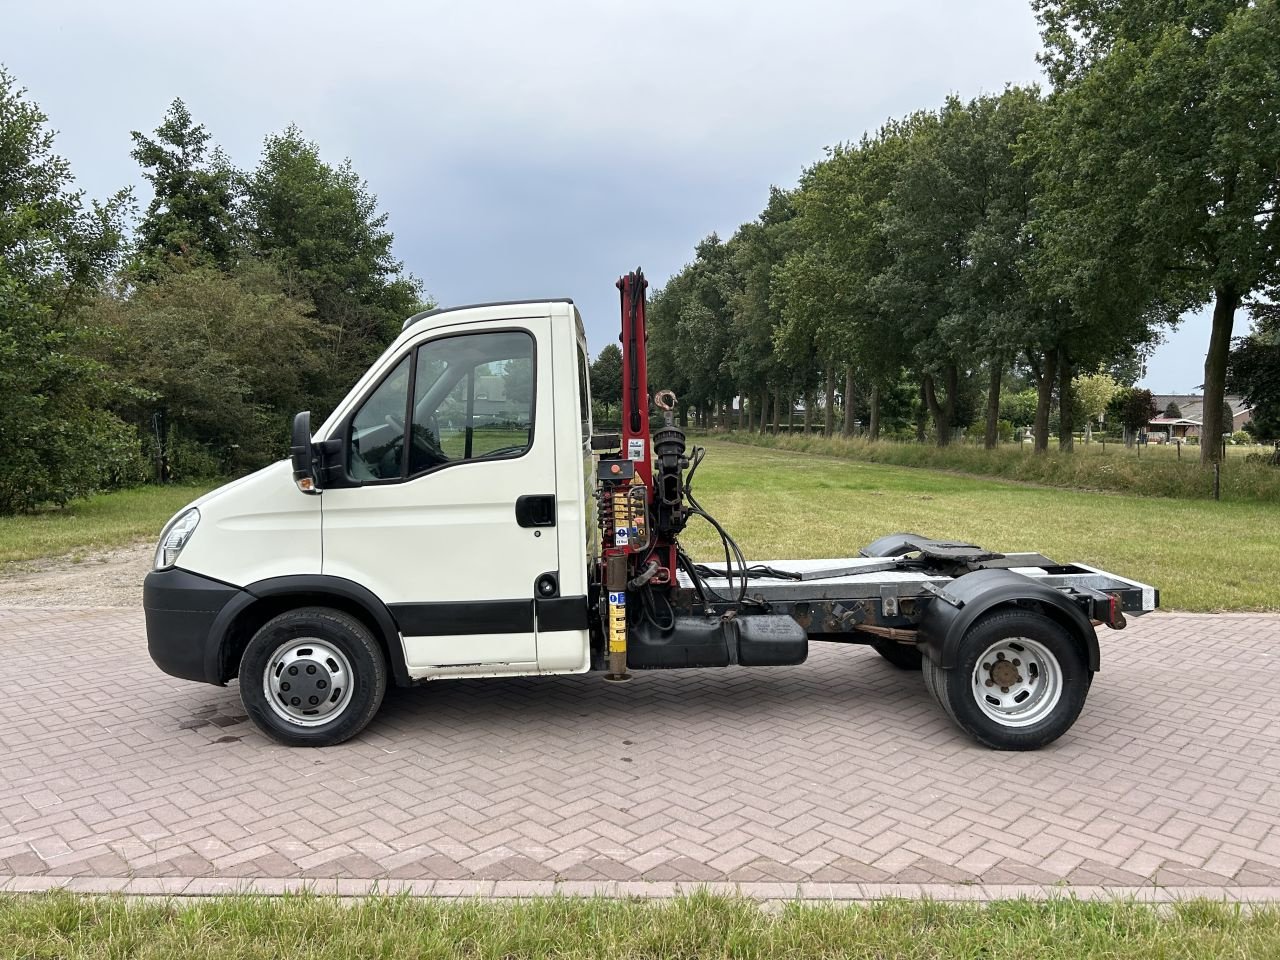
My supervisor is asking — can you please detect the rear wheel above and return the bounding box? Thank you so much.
[871,638,923,670]
[923,609,1090,750]
[239,607,387,747]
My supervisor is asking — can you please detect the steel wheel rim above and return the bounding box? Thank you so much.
[971,636,1062,727]
[263,638,355,727]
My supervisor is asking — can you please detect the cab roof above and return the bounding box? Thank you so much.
[401,298,575,331]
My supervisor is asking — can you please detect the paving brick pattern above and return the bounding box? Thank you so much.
[3,608,1279,888]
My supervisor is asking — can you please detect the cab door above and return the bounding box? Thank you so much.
[320,319,560,674]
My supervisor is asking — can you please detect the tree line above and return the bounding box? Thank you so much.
[0,69,425,513]
[644,0,1279,463]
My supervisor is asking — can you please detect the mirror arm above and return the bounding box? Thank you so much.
[314,439,345,488]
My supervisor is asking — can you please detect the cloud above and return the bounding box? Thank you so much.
[8,0,1047,359]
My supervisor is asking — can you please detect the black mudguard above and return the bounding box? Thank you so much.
[206,574,412,686]
[916,568,1100,672]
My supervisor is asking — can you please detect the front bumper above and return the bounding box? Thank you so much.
[143,568,244,684]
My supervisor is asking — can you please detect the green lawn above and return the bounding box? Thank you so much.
[1,892,1275,959]
[722,430,1280,502]
[0,483,211,566]
[680,440,1277,612]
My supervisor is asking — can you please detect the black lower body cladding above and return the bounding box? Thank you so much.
[627,612,807,669]
[143,568,243,683]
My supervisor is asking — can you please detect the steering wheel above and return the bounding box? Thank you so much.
[386,414,448,467]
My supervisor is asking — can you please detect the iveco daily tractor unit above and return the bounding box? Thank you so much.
[144,269,1158,750]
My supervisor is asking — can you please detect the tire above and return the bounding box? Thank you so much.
[922,655,955,722]
[872,638,924,670]
[926,609,1090,751]
[239,607,387,747]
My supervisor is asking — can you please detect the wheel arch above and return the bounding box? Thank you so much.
[918,568,1099,672]
[205,575,412,687]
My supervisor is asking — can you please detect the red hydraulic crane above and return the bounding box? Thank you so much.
[597,268,691,679]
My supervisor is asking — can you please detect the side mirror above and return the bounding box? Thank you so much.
[290,411,320,494]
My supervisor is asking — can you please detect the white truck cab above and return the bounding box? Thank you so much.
[144,299,599,745]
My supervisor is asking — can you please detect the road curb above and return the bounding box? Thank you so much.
[3,876,1280,902]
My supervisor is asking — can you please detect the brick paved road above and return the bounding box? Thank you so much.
[2,608,1279,890]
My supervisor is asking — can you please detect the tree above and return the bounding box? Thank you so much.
[874,106,973,446]
[1229,311,1280,441]
[1021,86,1170,456]
[730,187,797,432]
[1031,0,1280,464]
[244,126,426,413]
[1164,401,1183,419]
[651,234,740,428]
[771,246,841,435]
[1110,387,1158,445]
[130,99,240,277]
[589,343,622,421]
[871,94,1048,448]
[93,265,324,475]
[0,67,138,513]
[1074,372,1120,441]
[1000,388,1040,428]
[780,128,910,440]
[943,89,1046,449]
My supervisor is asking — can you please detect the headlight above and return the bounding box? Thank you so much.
[154,508,200,570]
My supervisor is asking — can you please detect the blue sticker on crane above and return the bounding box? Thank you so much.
[615,526,630,546]
[608,591,626,606]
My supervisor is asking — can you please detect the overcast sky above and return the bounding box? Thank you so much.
[7,0,1216,391]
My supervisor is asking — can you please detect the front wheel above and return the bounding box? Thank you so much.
[923,609,1090,750]
[239,607,387,747]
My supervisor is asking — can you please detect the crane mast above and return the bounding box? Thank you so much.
[597,268,689,679]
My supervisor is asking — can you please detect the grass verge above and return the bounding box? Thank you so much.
[0,484,211,566]
[680,440,1278,612]
[1,892,1276,959]
[720,430,1280,502]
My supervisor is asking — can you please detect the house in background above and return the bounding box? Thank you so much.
[1147,416,1201,440]
[1148,394,1253,439]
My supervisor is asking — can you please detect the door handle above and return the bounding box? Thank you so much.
[515,494,556,528]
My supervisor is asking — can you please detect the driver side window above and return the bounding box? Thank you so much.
[346,330,536,484]
[410,330,534,473]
